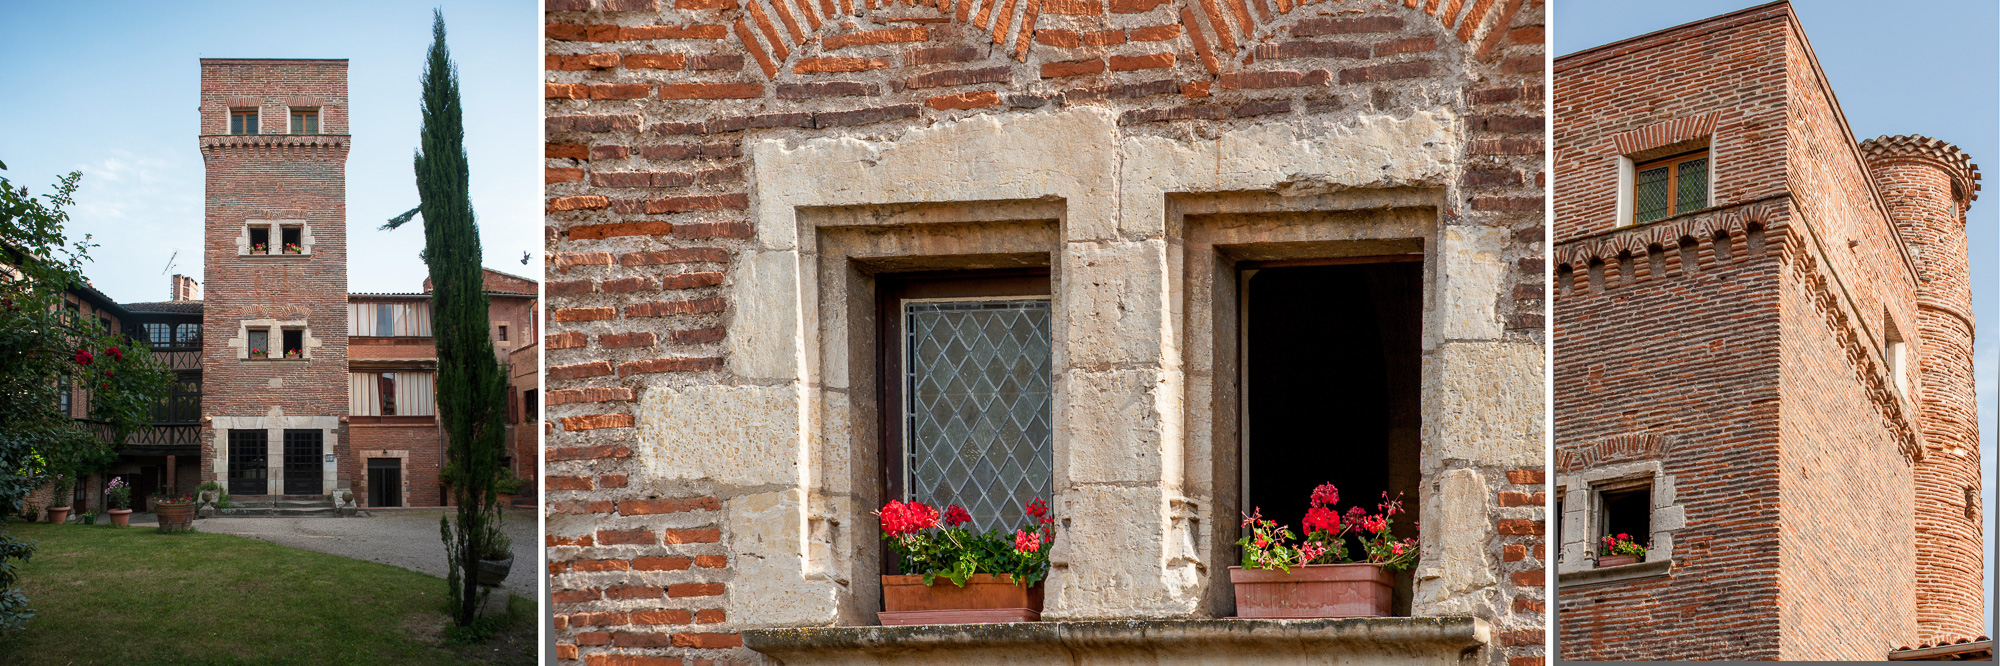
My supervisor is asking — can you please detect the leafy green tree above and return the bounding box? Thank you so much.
[0,161,176,631]
[392,11,510,626]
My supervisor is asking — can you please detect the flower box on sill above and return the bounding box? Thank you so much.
[1230,563,1393,618]
[880,573,1044,625]
[1597,554,1640,568]
[1596,533,1648,569]
[250,246,268,255]
[1231,483,1415,619]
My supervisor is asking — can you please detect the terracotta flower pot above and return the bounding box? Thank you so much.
[46,507,70,524]
[1598,554,1640,568]
[879,573,1044,625]
[156,502,195,531]
[1229,563,1393,618]
[108,509,132,527]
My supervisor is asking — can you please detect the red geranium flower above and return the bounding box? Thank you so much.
[943,504,971,527]
[1302,506,1340,535]
[1014,529,1043,553]
[1025,497,1049,519]
[1309,483,1339,508]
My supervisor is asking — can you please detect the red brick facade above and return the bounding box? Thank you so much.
[1554,3,1980,659]
[545,0,1546,663]
[197,59,354,498]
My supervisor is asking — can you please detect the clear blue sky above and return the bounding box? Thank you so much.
[0,0,541,301]
[1558,0,1997,639]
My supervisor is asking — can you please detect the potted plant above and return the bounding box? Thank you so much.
[21,503,39,523]
[1230,484,1418,618]
[46,474,73,524]
[283,242,303,254]
[475,519,514,586]
[80,509,96,525]
[105,477,133,527]
[1597,533,1647,567]
[283,349,301,359]
[874,497,1056,626]
[249,347,268,359]
[494,472,526,507]
[156,493,196,532]
[251,242,268,255]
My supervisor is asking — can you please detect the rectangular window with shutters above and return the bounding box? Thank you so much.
[290,108,318,134]
[879,271,1054,539]
[1632,149,1709,224]
[230,108,259,135]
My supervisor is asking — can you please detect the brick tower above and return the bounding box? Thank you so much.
[1860,135,1983,644]
[197,59,352,499]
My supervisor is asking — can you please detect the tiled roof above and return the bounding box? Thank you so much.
[120,300,203,314]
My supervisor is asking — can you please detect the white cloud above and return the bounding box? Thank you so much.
[64,149,204,302]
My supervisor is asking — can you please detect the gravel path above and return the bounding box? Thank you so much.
[137,507,539,597]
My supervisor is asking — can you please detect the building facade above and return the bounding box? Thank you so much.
[1552,3,1984,659]
[544,0,1548,664]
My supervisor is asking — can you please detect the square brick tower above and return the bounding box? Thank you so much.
[1553,3,1982,660]
[197,59,352,499]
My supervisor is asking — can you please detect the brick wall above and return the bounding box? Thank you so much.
[545,0,1546,664]
[350,424,447,507]
[1554,3,1967,659]
[196,59,354,494]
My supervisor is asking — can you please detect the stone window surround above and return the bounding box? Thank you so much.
[209,411,340,497]
[1615,135,1718,228]
[1555,460,1685,586]
[236,219,315,257]
[228,318,323,360]
[621,107,1532,639]
[355,449,410,508]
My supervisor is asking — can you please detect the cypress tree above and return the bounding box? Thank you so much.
[407,10,508,626]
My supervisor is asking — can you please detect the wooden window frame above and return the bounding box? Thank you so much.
[290,108,319,135]
[1632,149,1710,224]
[230,108,259,135]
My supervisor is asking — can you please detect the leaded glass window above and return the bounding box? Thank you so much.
[1631,150,1710,225]
[903,298,1054,534]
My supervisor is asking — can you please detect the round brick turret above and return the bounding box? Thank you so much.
[1860,134,1981,644]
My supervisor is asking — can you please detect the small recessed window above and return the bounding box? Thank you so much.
[1596,481,1651,564]
[1884,316,1909,397]
[290,108,318,135]
[379,372,399,416]
[230,108,259,135]
[282,329,304,358]
[497,325,508,341]
[247,328,270,358]
[1633,150,1709,224]
[249,226,271,254]
[280,226,303,254]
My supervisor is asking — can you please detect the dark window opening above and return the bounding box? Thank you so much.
[282,329,303,357]
[143,322,173,349]
[378,373,398,416]
[249,226,270,254]
[368,458,403,508]
[150,376,200,423]
[230,109,259,135]
[1598,483,1651,561]
[508,388,520,424]
[524,389,538,423]
[175,323,201,346]
[280,226,303,254]
[878,270,1054,557]
[1243,260,1422,615]
[497,325,508,341]
[290,109,318,134]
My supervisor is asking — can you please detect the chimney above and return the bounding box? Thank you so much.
[170,274,202,301]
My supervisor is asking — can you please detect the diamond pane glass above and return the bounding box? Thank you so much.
[1633,166,1670,223]
[906,298,1053,534]
[1676,157,1709,215]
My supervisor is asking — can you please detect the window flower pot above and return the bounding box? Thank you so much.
[251,248,268,255]
[1598,554,1640,568]
[46,506,70,524]
[156,502,195,532]
[1229,563,1394,618]
[108,508,132,527]
[284,351,301,359]
[879,573,1044,625]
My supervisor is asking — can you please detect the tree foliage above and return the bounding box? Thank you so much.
[0,162,176,631]
[404,11,510,626]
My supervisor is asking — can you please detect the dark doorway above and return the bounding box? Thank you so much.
[282,429,323,495]
[228,429,268,496]
[1243,260,1423,609]
[368,458,403,508]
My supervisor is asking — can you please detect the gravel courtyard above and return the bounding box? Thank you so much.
[138,506,539,597]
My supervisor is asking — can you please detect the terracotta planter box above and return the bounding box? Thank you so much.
[879,573,1043,625]
[46,507,70,524]
[1598,554,1640,568]
[108,509,132,527]
[156,502,195,531]
[1229,563,1393,618]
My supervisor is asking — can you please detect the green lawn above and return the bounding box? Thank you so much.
[0,520,533,665]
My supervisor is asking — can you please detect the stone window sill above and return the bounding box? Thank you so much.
[241,253,312,259]
[245,357,308,363]
[743,617,1487,664]
[1557,558,1673,589]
